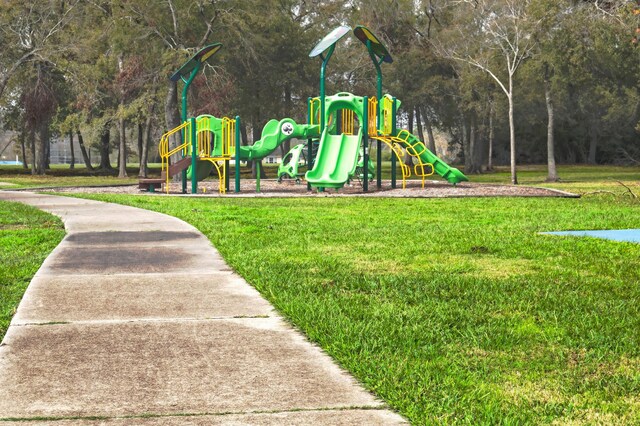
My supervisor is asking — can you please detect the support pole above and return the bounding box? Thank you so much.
[377,140,382,189]
[319,46,335,134]
[190,117,197,194]
[307,97,312,192]
[181,64,200,194]
[391,97,397,189]
[363,96,368,192]
[235,115,241,193]
[224,159,229,192]
[256,161,261,193]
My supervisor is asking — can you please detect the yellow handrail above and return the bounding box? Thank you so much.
[309,97,320,126]
[158,121,193,194]
[367,97,378,137]
[370,135,411,189]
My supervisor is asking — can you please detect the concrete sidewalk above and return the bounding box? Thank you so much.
[0,192,405,425]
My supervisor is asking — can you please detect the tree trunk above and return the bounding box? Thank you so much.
[544,69,558,182]
[45,130,51,170]
[29,127,36,175]
[408,107,414,134]
[508,76,517,184]
[414,108,423,141]
[35,123,47,175]
[118,115,127,178]
[487,101,494,171]
[588,120,598,164]
[165,80,182,148]
[76,129,94,171]
[251,159,267,178]
[461,117,470,172]
[98,126,113,171]
[20,131,28,169]
[420,107,437,154]
[69,131,75,169]
[141,115,153,177]
[463,113,482,175]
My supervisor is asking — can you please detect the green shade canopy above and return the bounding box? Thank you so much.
[309,25,351,57]
[353,25,392,63]
[170,43,223,82]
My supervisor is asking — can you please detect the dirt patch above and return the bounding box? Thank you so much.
[44,179,579,198]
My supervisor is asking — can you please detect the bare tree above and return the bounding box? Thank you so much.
[437,0,538,184]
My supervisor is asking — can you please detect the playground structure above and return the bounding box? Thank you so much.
[139,25,468,194]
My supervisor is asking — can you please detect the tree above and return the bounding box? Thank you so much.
[437,0,539,184]
[0,1,79,101]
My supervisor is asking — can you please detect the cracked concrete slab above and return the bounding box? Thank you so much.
[0,318,383,419]
[12,273,273,324]
[0,191,406,424]
[1,409,406,425]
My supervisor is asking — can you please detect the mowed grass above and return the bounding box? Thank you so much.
[0,201,64,338]
[74,190,640,424]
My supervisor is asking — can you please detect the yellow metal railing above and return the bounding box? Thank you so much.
[341,109,354,135]
[159,121,192,194]
[381,96,394,135]
[196,116,212,158]
[309,97,320,126]
[367,97,378,137]
[221,117,236,158]
[370,135,410,189]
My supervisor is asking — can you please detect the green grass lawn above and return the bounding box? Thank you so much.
[2,164,639,423]
[0,164,161,189]
[72,189,640,424]
[0,201,64,338]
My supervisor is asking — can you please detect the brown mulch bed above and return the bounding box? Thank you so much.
[45,179,579,198]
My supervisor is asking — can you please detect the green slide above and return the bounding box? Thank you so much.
[187,117,319,181]
[277,143,306,182]
[238,118,319,161]
[396,130,468,184]
[305,129,362,188]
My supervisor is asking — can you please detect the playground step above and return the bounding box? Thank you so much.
[138,178,164,191]
[161,157,196,179]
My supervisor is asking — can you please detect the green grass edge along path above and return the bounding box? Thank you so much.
[0,201,64,338]
[70,192,640,425]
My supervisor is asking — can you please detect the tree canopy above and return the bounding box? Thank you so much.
[0,0,638,179]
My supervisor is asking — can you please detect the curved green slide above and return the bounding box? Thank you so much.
[397,130,468,184]
[187,117,319,181]
[238,118,319,161]
[305,129,362,189]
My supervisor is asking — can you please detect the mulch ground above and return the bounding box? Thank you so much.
[46,178,579,198]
